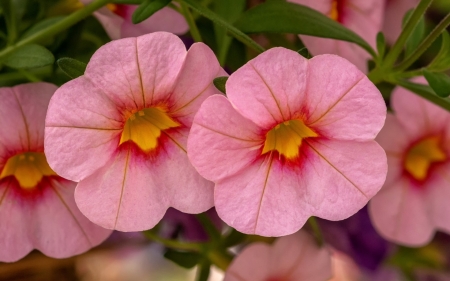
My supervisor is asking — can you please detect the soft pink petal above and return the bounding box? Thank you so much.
[31,179,111,258]
[369,177,434,246]
[136,32,187,107]
[0,83,55,156]
[224,243,271,281]
[121,6,189,38]
[305,55,386,141]
[425,165,450,234]
[170,43,226,127]
[93,8,124,40]
[304,139,387,220]
[383,0,420,43]
[391,78,450,140]
[0,180,32,262]
[45,77,122,182]
[226,47,309,129]
[187,95,263,182]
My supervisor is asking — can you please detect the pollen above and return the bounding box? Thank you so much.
[120,107,180,153]
[0,152,57,189]
[404,136,447,181]
[262,119,318,160]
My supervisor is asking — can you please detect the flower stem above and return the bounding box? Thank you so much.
[180,0,203,42]
[196,213,221,241]
[395,12,450,72]
[308,217,324,247]
[144,230,203,252]
[383,0,433,68]
[0,0,110,60]
[206,248,232,271]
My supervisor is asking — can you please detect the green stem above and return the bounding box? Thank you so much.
[307,217,324,247]
[196,213,221,241]
[0,0,110,60]
[180,0,203,42]
[395,12,450,72]
[144,231,203,252]
[383,0,433,68]
[206,248,232,271]
[18,69,41,82]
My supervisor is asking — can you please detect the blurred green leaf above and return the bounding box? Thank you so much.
[20,16,65,40]
[388,244,446,274]
[132,0,171,24]
[57,57,86,79]
[112,0,143,3]
[402,9,425,57]
[396,79,450,111]
[2,44,54,69]
[213,76,228,94]
[195,261,211,281]
[234,1,375,56]
[428,31,450,72]
[222,229,246,248]
[423,69,450,97]
[164,250,201,269]
[376,32,386,60]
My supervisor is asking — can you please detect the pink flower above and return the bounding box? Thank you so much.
[329,250,361,281]
[369,78,450,246]
[188,47,387,236]
[224,231,332,281]
[383,0,420,43]
[45,32,224,231]
[290,0,384,72]
[0,83,111,262]
[81,0,188,39]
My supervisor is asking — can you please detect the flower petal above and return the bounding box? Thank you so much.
[93,8,124,40]
[426,165,450,234]
[187,95,263,182]
[224,243,271,281]
[369,177,434,246]
[226,47,309,129]
[305,55,386,141]
[170,43,226,127]
[45,77,122,182]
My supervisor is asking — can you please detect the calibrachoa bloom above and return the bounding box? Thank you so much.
[383,0,420,43]
[45,32,224,231]
[369,78,450,246]
[224,231,332,281]
[0,83,111,262]
[290,0,384,72]
[188,47,387,236]
[81,0,188,39]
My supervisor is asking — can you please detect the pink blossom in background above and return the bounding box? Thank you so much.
[224,231,332,281]
[383,0,420,43]
[329,250,361,281]
[45,32,225,231]
[290,0,384,72]
[81,0,188,39]
[0,83,111,262]
[369,78,450,246]
[188,48,387,236]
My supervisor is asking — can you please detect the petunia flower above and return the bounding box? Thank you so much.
[45,32,224,231]
[187,47,387,236]
[224,231,332,281]
[290,0,384,72]
[80,0,188,39]
[369,78,450,246]
[383,0,420,43]
[0,82,111,262]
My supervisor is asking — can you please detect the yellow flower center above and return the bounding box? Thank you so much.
[262,119,318,160]
[120,107,180,153]
[0,152,57,189]
[329,0,340,21]
[106,3,118,12]
[404,136,447,181]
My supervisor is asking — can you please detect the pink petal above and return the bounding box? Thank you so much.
[136,32,187,107]
[31,179,112,258]
[425,165,450,234]
[226,47,309,129]
[0,83,56,154]
[383,0,420,43]
[303,139,387,220]
[187,95,263,182]
[224,243,271,281]
[45,77,122,182]
[391,78,450,140]
[170,43,227,127]
[369,177,434,246]
[76,131,213,231]
[121,6,189,38]
[305,55,386,141]
[93,8,124,40]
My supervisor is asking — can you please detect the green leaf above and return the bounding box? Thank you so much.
[112,0,143,3]
[428,31,450,72]
[234,1,375,56]
[213,76,228,94]
[20,16,65,40]
[195,261,211,281]
[57,57,87,79]
[396,79,450,111]
[402,9,425,57]
[376,32,386,60]
[132,0,171,24]
[2,44,54,69]
[164,250,201,269]
[423,69,450,97]
[182,0,265,53]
